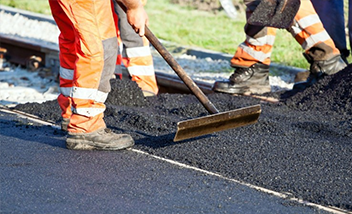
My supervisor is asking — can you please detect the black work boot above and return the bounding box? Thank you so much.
[293,54,347,90]
[212,62,270,94]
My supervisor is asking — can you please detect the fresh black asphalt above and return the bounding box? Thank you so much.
[0,110,333,214]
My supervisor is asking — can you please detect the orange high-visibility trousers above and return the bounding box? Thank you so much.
[231,0,340,68]
[49,0,118,133]
[112,1,159,96]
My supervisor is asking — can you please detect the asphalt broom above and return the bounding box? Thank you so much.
[143,0,301,141]
[144,27,261,141]
[116,1,265,142]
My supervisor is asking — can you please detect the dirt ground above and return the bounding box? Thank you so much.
[13,63,352,211]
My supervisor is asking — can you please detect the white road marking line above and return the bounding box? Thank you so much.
[131,149,349,214]
[1,107,349,214]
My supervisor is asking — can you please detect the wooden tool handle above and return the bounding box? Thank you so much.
[114,1,219,114]
[145,27,219,114]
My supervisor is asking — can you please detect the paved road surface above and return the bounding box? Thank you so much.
[0,109,335,214]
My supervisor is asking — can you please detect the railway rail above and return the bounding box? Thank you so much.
[0,33,282,104]
[0,32,214,95]
[2,4,304,105]
[0,33,281,103]
[0,4,219,95]
[1,5,292,102]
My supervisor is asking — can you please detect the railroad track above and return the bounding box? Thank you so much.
[0,32,282,103]
[0,5,281,102]
[0,33,280,103]
[0,32,215,95]
[0,5,218,95]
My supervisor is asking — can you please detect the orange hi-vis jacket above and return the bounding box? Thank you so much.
[113,1,159,96]
[49,0,119,133]
[231,0,341,68]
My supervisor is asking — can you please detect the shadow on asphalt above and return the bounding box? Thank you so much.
[0,116,66,149]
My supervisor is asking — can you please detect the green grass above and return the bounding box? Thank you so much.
[145,0,309,68]
[1,0,350,68]
[0,0,51,14]
[145,0,247,55]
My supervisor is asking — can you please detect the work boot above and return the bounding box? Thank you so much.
[66,128,134,151]
[293,54,347,90]
[61,117,70,132]
[212,62,271,94]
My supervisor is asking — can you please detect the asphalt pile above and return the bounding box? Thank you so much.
[283,65,352,115]
[14,65,352,211]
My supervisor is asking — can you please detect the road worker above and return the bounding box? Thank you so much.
[49,0,148,150]
[113,0,159,97]
[212,0,347,94]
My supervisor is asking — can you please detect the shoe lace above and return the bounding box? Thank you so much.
[229,67,252,82]
[104,128,112,133]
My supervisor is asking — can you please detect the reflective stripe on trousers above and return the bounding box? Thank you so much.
[113,1,159,95]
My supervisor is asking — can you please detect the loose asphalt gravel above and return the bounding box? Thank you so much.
[12,64,352,211]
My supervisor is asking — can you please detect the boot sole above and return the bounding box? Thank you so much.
[213,84,271,95]
[66,136,134,151]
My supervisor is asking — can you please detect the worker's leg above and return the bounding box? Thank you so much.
[288,0,347,89]
[288,0,340,60]
[212,0,273,94]
[113,1,159,96]
[230,27,276,67]
[230,0,276,67]
[55,0,116,133]
[52,0,133,150]
[48,0,74,131]
[310,0,349,60]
